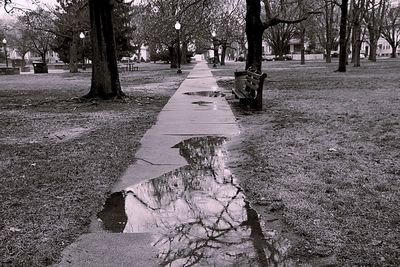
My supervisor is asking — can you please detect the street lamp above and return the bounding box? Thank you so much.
[211,31,217,68]
[174,21,182,74]
[79,32,86,70]
[2,38,8,68]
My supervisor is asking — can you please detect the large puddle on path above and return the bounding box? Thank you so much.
[98,136,291,266]
[184,91,226,97]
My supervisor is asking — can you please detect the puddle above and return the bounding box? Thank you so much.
[98,136,291,266]
[191,101,213,106]
[184,91,225,97]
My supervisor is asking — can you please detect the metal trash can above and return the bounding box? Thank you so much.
[234,71,247,91]
[32,62,48,74]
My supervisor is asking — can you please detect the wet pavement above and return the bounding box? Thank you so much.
[59,60,291,267]
[98,136,290,266]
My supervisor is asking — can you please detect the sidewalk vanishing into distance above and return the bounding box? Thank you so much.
[58,60,240,266]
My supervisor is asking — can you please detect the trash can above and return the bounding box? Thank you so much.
[32,62,48,74]
[234,71,247,91]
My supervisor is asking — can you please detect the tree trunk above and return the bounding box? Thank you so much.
[245,0,263,71]
[21,54,27,67]
[213,40,220,64]
[69,32,78,73]
[86,0,124,99]
[352,22,361,66]
[300,26,305,65]
[181,41,187,65]
[169,45,177,68]
[41,52,47,64]
[325,0,335,63]
[338,0,348,72]
[299,0,306,65]
[391,44,397,58]
[221,43,227,65]
[369,37,378,61]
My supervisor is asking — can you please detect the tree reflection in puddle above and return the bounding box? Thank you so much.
[98,136,291,266]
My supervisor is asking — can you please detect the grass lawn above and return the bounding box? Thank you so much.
[0,62,193,266]
[213,59,400,266]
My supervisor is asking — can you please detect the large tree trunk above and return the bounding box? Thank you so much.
[246,0,263,71]
[41,52,47,64]
[169,45,177,68]
[213,40,220,64]
[352,22,362,66]
[326,48,332,63]
[86,0,123,99]
[221,42,227,65]
[325,0,334,63]
[69,31,78,73]
[181,41,187,65]
[300,26,305,65]
[391,44,397,58]
[368,30,378,61]
[338,0,348,72]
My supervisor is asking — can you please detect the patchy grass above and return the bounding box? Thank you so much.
[0,63,193,266]
[213,59,400,266]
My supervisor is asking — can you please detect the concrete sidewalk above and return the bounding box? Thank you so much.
[58,61,239,266]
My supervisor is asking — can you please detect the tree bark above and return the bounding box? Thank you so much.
[338,0,348,72]
[213,39,220,64]
[221,42,227,65]
[169,45,177,68]
[368,30,378,61]
[352,22,362,66]
[300,26,306,65]
[391,45,397,58]
[69,31,78,73]
[245,0,263,71]
[325,0,334,63]
[181,41,187,65]
[299,0,306,65]
[41,52,47,64]
[86,0,124,99]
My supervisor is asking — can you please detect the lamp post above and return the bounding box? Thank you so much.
[2,38,8,68]
[174,21,182,74]
[211,31,217,68]
[79,32,86,70]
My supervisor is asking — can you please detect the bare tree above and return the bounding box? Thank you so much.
[22,9,55,64]
[317,0,340,63]
[7,19,33,66]
[364,0,388,61]
[381,3,400,58]
[139,0,213,68]
[337,0,349,72]
[212,0,246,65]
[264,23,296,59]
[351,0,367,67]
[245,0,321,71]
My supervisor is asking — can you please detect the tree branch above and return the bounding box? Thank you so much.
[263,11,322,28]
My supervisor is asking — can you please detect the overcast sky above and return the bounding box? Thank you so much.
[0,0,56,20]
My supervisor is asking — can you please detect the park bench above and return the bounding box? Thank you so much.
[232,67,267,110]
[0,67,20,75]
[118,63,139,72]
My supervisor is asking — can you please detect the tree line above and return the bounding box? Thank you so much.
[1,0,399,97]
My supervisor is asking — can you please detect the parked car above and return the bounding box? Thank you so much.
[262,55,275,61]
[273,55,292,61]
[331,51,339,57]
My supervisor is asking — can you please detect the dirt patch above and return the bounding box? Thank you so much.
[0,63,193,266]
[214,59,400,266]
